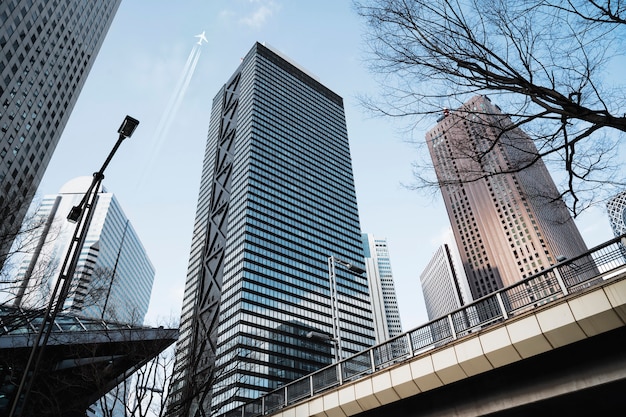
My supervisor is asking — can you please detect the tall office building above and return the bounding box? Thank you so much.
[0,0,121,269]
[168,42,375,416]
[426,95,589,300]
[362,233,402,342]
[13,176,154,324]
[607,190,626,237]
[420,243,470,320]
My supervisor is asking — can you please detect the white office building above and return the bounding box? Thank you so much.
[13,176,154,324]
[420,240,471,321]
[362,233,403,343]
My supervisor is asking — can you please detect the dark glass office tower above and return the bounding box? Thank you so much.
[0,0,121,268]
[168,42,375,416]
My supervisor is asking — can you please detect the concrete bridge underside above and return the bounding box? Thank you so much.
[355,325,626,416]
[270,276,626,417]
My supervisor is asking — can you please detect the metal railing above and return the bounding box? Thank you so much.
[222,234,626,417]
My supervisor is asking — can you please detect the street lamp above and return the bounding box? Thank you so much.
[67,116,139,222]
[9,116,139,417]
[327,256,366,362]
[306,330,339,362]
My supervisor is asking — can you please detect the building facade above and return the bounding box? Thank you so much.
[13,176,154,324]
[362,233,402,342]
[168,43,375,416]
[426,95,589,300]
[0,0,121,269]
[420,243,470,320]
[607,190,626,238]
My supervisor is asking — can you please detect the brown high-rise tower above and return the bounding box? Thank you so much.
[426,95,588,300]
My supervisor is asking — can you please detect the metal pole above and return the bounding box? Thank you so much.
[9,174,102,417]
[9,116,138,416]
[447,314,457,341]
[328,256,342,362]
[327,256,366,363]
[495,292,509,321]
[552,267,569,296]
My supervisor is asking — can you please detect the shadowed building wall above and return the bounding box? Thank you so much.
[0,0,121,269]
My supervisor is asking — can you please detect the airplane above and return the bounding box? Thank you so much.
[195,31,208,45]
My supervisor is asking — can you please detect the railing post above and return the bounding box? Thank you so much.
[552,266,569,296]
[495,293,509,320]
[447,314,457,340]
[260,396,265,416]
[406,332,413,355]
[337,361,343,386]
[309,374,314,400]
[284,386,288,409]
[370,348,376,373]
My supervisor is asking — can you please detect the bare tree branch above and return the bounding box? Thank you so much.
[355,0,626,215]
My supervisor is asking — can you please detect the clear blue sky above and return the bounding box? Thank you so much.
[36,0,615,330]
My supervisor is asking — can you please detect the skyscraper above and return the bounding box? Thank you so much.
[420,242,470,320]
[0,0,121,269]
[426,95,588,300]
[13,176,154,324]
[168,42,375,416]
[607,190,626,238]
[362,233,402,342]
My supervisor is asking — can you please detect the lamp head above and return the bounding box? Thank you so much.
[117,115,140,139]
[345,263,366,275]
[67,206,82,223]
[306,331,332,341]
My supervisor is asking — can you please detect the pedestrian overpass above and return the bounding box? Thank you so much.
[223,235,626,417]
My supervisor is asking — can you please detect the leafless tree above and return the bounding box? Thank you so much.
[165,330,287,417]
[110,335,236,417]
[0,199,176,416]
[0,200,60,330]
[94,344,176,417]
[355,0,626,215]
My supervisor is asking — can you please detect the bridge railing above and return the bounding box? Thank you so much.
[223,234,626,417]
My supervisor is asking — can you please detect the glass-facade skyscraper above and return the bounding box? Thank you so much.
[0,0,121,269]
[168,42,375,416]
[13,176,155,325]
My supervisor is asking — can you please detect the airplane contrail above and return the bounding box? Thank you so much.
[135,35,205,189]
[164,44,201,135]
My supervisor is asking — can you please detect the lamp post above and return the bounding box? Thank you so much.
[327,256,366,362]
[9,116,139,417]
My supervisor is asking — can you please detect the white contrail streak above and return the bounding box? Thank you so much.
[162,45,201,140]
[136,41,203,188]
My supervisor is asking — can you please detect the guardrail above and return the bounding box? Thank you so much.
[222,234,626,417]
